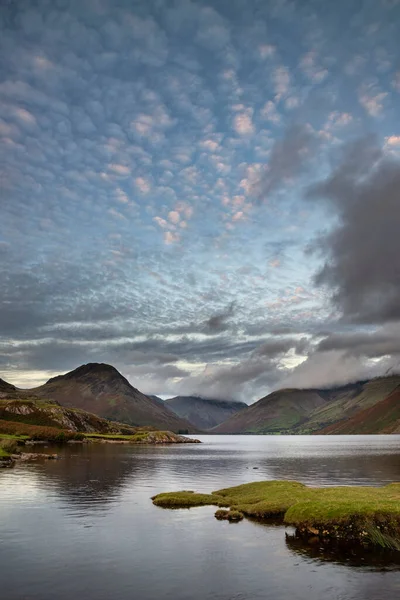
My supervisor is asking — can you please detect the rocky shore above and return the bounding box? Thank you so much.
[0,430,200,468]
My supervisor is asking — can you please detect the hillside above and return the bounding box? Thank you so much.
[213,388,330,434]
[0,394,142,436]
[4,364,198,433]
[0,377,17,395]
[165,395,247,430]
[318,386,400,434]
[212,376,400,434]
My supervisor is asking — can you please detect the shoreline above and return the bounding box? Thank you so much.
[0,430,200,468]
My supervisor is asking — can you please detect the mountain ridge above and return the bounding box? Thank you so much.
[2,364,198,433]
[212,375,400,434]
[165,395,247,430]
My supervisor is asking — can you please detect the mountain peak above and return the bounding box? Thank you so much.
[46,363,125,384]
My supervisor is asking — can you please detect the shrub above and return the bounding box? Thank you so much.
[0,419,83,441]
[0,438,19,454]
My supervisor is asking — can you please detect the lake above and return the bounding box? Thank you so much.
[1,435,400,600]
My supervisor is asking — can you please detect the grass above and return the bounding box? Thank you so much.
[0,436,23,458]
[84,433,136,440]
[0,433,29,441]
[0,446,11,458]
[84,431,152,442]
[152,480,400,550]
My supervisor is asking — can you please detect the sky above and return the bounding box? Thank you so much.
[2,0,400,402]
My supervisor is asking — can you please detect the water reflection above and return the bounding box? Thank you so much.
[285,532,400,570]
[0,435,400,600]
[41,444,153,513]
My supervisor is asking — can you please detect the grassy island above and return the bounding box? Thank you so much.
[152,480,400,551]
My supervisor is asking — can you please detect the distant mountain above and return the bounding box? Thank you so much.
[148,395,166,407]
[212,376,400,435]
[165,395,247,430]
[19,363,198,433]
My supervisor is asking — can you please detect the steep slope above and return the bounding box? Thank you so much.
[318,387,400,434]
[25,363,197,432]
[304,377,400,433]
[148,395,166,407]
[213,389,329,434]
[0,377,17,395]
[213,376,400,434]
[165,395,247,430]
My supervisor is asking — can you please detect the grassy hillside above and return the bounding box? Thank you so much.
[7,363,198,433]
[165,395,247,430]
[319,387,400,434]
[212,376,400,434]
[213,388,329,434]
[0,394,145,439]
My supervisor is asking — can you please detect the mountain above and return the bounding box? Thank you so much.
[148,394,166,407]
[212,376,400,434]
[0,378,17,395]
[165,395,247,430]
[318,385,400,434]
[5,364,198,433]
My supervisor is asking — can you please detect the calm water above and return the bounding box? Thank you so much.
[1,435,400,600]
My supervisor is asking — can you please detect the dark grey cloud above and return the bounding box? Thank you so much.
[317,325,400,359]
[181,354,286,402]
[204,301,236,332]
[308,136,400,324]
[253,337,309,357]
[256,124,319,200]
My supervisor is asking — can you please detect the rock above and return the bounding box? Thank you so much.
[17,452,59,461]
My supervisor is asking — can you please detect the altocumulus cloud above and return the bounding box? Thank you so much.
[2,0,400,399]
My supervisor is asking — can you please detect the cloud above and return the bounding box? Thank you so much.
[273,66,290,101]
[359,83,388,116]
[2,0,400,399]
[233,109,254,135]
[260,101,281,124]
[204,302,236,333]
[316,325,400,358]
[168,210,180,224]
[283,349,384,389]
[299,51,328,84]
[308,135,400,323]
[164,231,180,244]
[256,124,318,200]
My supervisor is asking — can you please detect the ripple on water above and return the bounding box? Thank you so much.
[0,435,400,600]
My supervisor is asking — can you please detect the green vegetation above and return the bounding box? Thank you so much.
[152,480,400,550]
[215,509,244,521]
[153,491,224,508]
[84,430,176,443]
[0,435,24,458]
[84,433,135,440]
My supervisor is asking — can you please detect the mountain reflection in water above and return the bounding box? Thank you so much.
[0,435,400,600]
